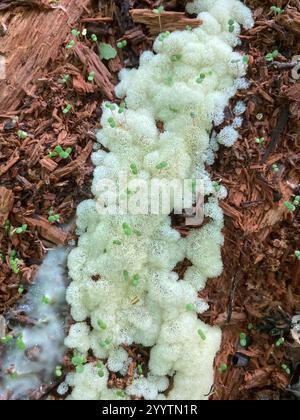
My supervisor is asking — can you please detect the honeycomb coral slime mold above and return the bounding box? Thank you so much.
[65,0,254,400]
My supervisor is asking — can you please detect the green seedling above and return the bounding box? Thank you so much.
[113,240,122,245]
[153,6,164,14]
[197,329,207,341]
[132,274,140,287]
[295,251,300,260]
[59,74,71,84]
[228,19,235,33]
[55,365,63,377]
[293,195,300,206]
[265,50,279,62]
[100,338,112,348]
[108,117,116,128]
[281,364,291,375]
[17,130,28,140]
[63,104,72,114]
[97,320,107,330]
[105,103,117,111]
[284,201,296,212]
[171,54,182,63]
[186,25,192,31]
[255,137,265,144]
[275,337,285,347]
[186,303,195,312]
[49,145,72,159]
[137,364,143,375]
[117,40,127,49]
[14,224,28,234]
[271,163,279,172]
[118,102,126,114]
[71,352,87,374]
[270,6,284,15]
[16,336,26,351]
[218,363,228,374]
[239,332,247,347]
[130,163,138,175]
[122,223,132,236]
[87,71,95,82]
[9,251,21,274]
[18,284,24,294]
[42,295,52,304]
[99,43,117,60]
[156,161,168,170]
[123,270,130,281]
[212,182,221,193]
[96,361,105,377]
[91,34,98,42]
[116,390,126,399]
[71,29,80,37]
[159,31,170,42]
[248,323,254,331]
[10,371,18,380]
[0,335,13,345]
[66,40,75,49]
[48,208,60,224]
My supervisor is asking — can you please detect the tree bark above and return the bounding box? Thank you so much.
[0,0,91,114]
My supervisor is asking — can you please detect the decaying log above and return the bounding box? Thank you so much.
[0,0,91,114]
[130,9,202,36]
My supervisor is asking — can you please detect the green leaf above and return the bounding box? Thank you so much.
[197,329,207,341]
[99,43,117,61]
[122,223,132,236]
[123,270,130,281]
[156,161,168,170]
[130,163,138,175]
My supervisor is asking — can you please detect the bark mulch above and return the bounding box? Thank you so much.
[0,0,299,400]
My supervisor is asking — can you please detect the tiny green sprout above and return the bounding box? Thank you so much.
[186,303,195,312]
[14,224,28,234]
[97,320,107,330]
[272,163,279,172]
[10,371,18,380]
[116,390,126,399]
[18,284,24,294]
[156,161,168,170]
[59,74,70,84]
[186,25,192,31]
[71,29,80,37]
[281,364,291,375]
[123,270,130,282]
[159,31,170,42]
[122,222,132,236]
[239,332,247,347]
[130,163,138,175]
[212,181,221,193]
[66,39,75,49]
[196,73,206,84]
[108,117,116,128]
[295,251,300,260]
[42,295,52,304]
[113,240,122,246]
[153,6,164,14]
[16,336,26,351]
[255,137,265,144]
[63,104,72,114]
[55,365,63,377]
[96,361,105,377]
[248,323,254,331]
[87,71,95,82]
[293,195,300,206]
[137,364,143,375]
[91,34,98,42]
[284,201,296,212]
[118,102,126,114]
[71,353,87,374]
[275,337,285,347]
[9,251,21,274]
[117,40,127,49]
[243,55,250,65]
[228,19,235,33]
[48,208,60,224]
[218,363,228,374]
[105,103,117,111]
[265,50,279,62]
[0,335,13,345]
[100,338,112,348]
[270,6,284,15]
[132,274,140,286]
[171,54,182,63]
[17,130,28,140]
[197,329,207,341]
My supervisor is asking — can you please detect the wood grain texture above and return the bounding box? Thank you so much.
[0,0,90,113]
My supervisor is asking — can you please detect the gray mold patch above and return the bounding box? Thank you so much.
[0,247,69,399]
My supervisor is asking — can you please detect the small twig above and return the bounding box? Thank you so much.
[270,61,298,69]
